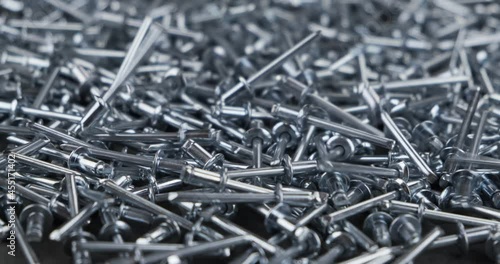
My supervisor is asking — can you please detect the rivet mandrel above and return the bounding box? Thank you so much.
[215,138,274,164]
[321,188,402,225]
[371,75,470,92]
[218,31,321,104]
[99,179,193,230]
[243,120,271,169]
[0,99,81,122]
[180,165,273,194]
[251,204,321,260]
[430,225,494,258]
[319,159,409,182]
[27,122,93,148]
[60,144,186,174]
[272,104,395,149]
[337,246,403,264]
[0,176,70,219]
[85,129,219,144]
[277,75,384,136]
[49,200,107,242]
[161,191,326,207]
[78,17,162,131]
[212,103,273,121]
[0,137,49,167]
[381,110,438,183]
[13,152,84,178]
[110,235,253,264]
[316,231,357,263]
[8,136,113,177]
[75,241,183,253]
[384,200,500,227]
[342,220,379,253]
[392,226,444,264]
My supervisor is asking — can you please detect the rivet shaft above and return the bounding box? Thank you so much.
[219,31,321,104]
[381,111,437,183]
[273,104,395,149]
[393,227,444,264]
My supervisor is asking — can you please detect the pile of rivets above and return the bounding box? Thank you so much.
[1,0,500,263]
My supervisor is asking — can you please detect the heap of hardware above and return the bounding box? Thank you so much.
[1,0,500,263]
